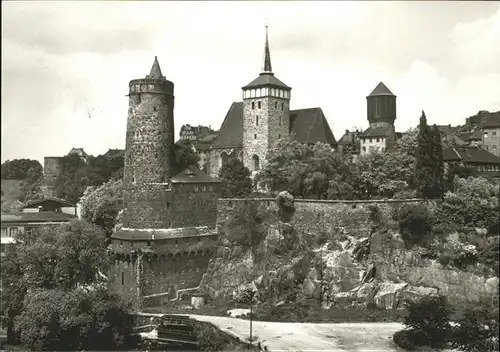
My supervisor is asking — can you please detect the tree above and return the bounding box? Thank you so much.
[173,139,201,174]
[0,219,110,343]
[354,128,417,199]
[451,304,499,352]
[403,295,452,349]
[431,124,445,198]
[1,198,24,214]
[415,111,440,198]
[1,159,43,180]
[80,178,124,239]
[218,158,253,198]
[14,288,138,351]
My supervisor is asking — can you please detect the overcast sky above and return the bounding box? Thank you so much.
[2,1,500,165]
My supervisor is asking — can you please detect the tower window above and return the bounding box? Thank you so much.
[281,103,284,111]
[278,134,281,139]
[167,201,171,208]
[254,134,257,139]
[155,153,158,159]
[132,177,136,183]
[153,106,157,112]
[252,155,260,171]
[279,116,282,126]
[258,101,261,109]
[274,101,278,109]
[256,115,259,126]
[252,102,255,110]
[121,272,124,285]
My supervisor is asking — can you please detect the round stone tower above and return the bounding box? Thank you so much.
[44,156,63,197]
[366,82,396,129]
[124,56,175,185]
[122,57,175,229]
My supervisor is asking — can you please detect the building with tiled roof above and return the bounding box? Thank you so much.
[482,111,500,157]
[103,148,125,159]
[443,146,500,180]
[67,147,89,162]
[209,27,337,178]
[358,82,399,155]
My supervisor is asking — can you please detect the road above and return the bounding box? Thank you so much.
[189,314,406,351]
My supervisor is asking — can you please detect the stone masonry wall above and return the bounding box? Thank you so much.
[171,183,220,228]
[242,96,289,172]
[43,157,63,195]
[124,88,174,185]
[123,183,173,229]
[217,198,432,240]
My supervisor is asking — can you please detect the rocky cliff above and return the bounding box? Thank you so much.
[200,193,499,309]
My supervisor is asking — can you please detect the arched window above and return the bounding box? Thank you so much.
[251,89,255,98]
[257,88,261,97]
[221,152,229,167]
[252,155,260,171]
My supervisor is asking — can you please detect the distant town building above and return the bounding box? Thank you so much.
[180,125,216,141]
[67,147,89,162]
[358,82,398,155]
[481,111,500,157]
[338,129,361,157]
[103,148,125,159]
[1,197,77,257]
[443,146,500,181]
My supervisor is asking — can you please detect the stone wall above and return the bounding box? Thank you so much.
[217,198,432,240]
[43,156,63,196]
[123,183,173,229]
[171,183,220,228]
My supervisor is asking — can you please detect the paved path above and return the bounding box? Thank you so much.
[189,314,405,351]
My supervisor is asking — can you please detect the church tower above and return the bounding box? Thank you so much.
[123,57,175,229]
[241,26,292,173]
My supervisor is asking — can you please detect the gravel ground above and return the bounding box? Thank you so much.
[190,314,406,351]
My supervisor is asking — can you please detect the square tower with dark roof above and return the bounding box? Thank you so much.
[241,26,292,174]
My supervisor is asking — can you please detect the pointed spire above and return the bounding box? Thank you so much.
[148,56,164,79]
[261,26,273,75]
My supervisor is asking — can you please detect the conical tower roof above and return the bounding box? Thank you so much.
[367,82,395,97]
[147,56,164,79]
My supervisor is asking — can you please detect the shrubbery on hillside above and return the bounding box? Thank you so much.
[393,203,433,248]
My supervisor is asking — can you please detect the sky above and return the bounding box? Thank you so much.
[2,1,500,165]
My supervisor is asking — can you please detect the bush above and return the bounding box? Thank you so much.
[438,254,451,267]
[393,204,433,247]
[392,329,424,351]
[450,304,499,352]
[402,295,451,349]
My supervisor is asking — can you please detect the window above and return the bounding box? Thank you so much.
[252,155,260,171]
[175,239,178,245]
[153,106,157,112]
[485,145,489,150]
[376,138,380,142]
[132,177,136,183]
[362,146,366,152]
[26,227,34,236]
[493,145,497,150]
[167,201,171,208]
[258,101,261,109]
[281,103,284,111]
[254,134,257,139]
[1,228,7,238]
[256,115,259,126]
[278,134,281,139]
[147,240,151,246]
[484,132,489,138]
[493,131,497,136]
[252,102,255,110]
[121,272,124,285]
[279,116,282,126]
[369,138,373,143]
[274,101,278,109]
[10,228,18,237]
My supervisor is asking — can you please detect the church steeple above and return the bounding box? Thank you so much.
[261,26,273,75]
[147,56,164,79]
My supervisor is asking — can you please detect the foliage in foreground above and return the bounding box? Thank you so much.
[394,296,499,352]
[14,288,139,351]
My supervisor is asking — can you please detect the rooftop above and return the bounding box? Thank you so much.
[443,146,500,164]
[24,197,76,208]
[367,82,395,97]
[1,211,76,223]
